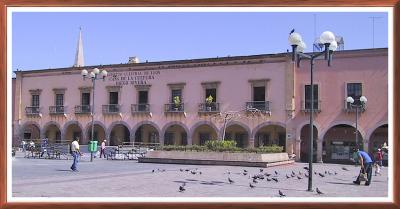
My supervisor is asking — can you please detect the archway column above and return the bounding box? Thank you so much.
[248,137,255,148]
[363,140,369,153]
[316,139,323,163]
[187,137,193,146]
[295,138,301,161]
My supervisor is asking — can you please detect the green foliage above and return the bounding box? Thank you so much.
[159,142,283,153]
[173,96,181,107]
[205,95,213,104]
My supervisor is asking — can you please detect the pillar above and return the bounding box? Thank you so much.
[295,138,301,161]
[248,137,255,148]
[316,139,323,163]
[363,140,369,153]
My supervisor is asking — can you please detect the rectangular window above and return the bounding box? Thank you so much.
[31,95,40,107]
[205,88,217,102]
[109,92,119,104]
[347,83,362,105]
[138,91,148,104]
[55,94,64,106]
[81,93,90,105]
[171,89,182,102]
[253,86,265,101]
[304,84,319,109]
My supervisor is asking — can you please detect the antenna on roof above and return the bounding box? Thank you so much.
[369,16,382,48]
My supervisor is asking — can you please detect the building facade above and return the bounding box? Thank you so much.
[12,48,388,163]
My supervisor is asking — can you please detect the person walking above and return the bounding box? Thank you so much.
[375,148,383,175]
[100,140,106,158]
[70,137,82,172]
[353,148,373,186]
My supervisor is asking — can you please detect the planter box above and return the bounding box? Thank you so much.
[138,151,294,167]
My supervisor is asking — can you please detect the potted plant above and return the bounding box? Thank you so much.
[205,95,213,111]
[173,96,181,111]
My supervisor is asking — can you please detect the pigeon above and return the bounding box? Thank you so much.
[179,183,186,192]
[199,171,202,175]
[244,169,248,173]
[286,174,291,179]
[185,169,190,172]
[342,167,349,171]
[305,173,309,178]
[191,171,196,175]
[325,171,328,174]
[260,168,264,172]
[292,171,296,175]
[297,176,303,180]
[334,171,338,175]
[314,171,317,175]
[291,173,296,178]
[316,187,324,195]
[152,169,155,173]
[303,166,309,170]
[318,173,325,177]
[328,171,333,175]
[289,29,295,35]
[253,179,258,184]
[272,177,279,182]
[279,190,286,197]
[267,178,272,182]
[258,175,265,180]
[249,183,255,188]
[179,168,184,172]
[265,173,271,177]
[274,171,278,175]
[243,172,248,176]
[228,177,235,183]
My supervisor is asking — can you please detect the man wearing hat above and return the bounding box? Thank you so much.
[100,139,107,158]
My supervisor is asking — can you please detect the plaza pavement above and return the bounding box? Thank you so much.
[12,151,389,198]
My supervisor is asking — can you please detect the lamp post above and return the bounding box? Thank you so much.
[289,30,337,192]
[81,68,108,162]
[346,96,367,150]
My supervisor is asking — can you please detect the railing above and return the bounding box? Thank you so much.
[165,103,185,112]
[344,100,366,112]
[25,106,41,115]
[198,102,220,113]
[102,104,121,114]
[301,100,321,112]
[75,105,91,114]
[246,101,270,112]
[49,106,67,114]
[131,104,151,113]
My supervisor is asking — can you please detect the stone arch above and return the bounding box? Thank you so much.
[251,121,286,139]
[161,121,190,145]
[84,121,107,144]
[366,121,388,142]
[190,120,220,145]
[298,123,319,163]
[107,121,131,146]
[219,121,251,148]
[41,121,62,143]
[131,121,162,141]
[320,120,366,141]
[295,120,321,141]
[19,121,41,141]
[219,121,251,139]
[367,122,388,152]
[62,120,84,142]
[190,120,220,140]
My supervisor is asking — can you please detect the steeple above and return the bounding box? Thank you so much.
[73,27,84,67]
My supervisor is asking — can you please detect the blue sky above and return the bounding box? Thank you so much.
[12,11,388,71]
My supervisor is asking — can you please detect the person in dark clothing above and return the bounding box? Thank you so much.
[353,148,373,186]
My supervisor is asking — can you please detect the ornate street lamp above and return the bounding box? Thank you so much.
[81,68,108,162]
[346,95,367,150]
[289,30,337,192]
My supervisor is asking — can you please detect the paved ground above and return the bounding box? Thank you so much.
[12,151,388,198]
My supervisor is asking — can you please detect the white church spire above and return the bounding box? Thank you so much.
[73,27,84,67]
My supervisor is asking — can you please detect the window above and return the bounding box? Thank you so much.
[205,88,217,102]
[55,94,64,106]
[138,91,148,104]
[304,84,319,109]
[347,83,362,106]
[253,86,265,101]
[171,89,182,102]
[82,93,90,105]
[31,95,40,107]
[109,92,118,104]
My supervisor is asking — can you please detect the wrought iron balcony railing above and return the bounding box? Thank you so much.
[49,106,67,114]
[25,106,41,115]
[102,104,121,114]
[131,104,151,113]
[74,105,91,114]
[198,102,220,113]
[165,103,185,112]
[301,100,321,112]
[246,101,270,112]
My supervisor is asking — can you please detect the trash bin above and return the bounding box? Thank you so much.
[88,141,98,152]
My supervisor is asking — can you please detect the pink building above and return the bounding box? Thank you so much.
[12,46,388,163]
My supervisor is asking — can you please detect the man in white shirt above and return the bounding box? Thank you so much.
[70,138,82,172]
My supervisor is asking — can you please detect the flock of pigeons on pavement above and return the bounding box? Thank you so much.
[152,166,353,197]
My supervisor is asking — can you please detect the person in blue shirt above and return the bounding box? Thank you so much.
[353,148,373,186]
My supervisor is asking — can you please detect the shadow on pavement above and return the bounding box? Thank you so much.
[326,181,357,186]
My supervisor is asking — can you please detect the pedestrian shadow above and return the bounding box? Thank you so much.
[326,181,356,186]
[55,169,72,172]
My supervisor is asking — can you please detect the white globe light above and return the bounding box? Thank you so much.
[297,41,307,52]
[329,41,338,51]
[288,32,303,46]
[360,96,368,103]
[81,69,88,77]
[101,70,108,77]
[93,68,100,75]
[320,31,336,44]
[90,72,96,78]
[346,96,354,103]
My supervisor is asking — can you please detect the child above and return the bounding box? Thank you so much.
[374,161,381,176]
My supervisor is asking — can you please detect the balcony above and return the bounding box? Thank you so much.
[198,102,220,114]
[344,100,366,113]
[25,106,41,116]
[131,104,151,114]
[75,105,91,114]
[246,101,270,113]
[165,103,185,113]
[102,104,121,114]
[49,106,67,115]
[301,100,322,113]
